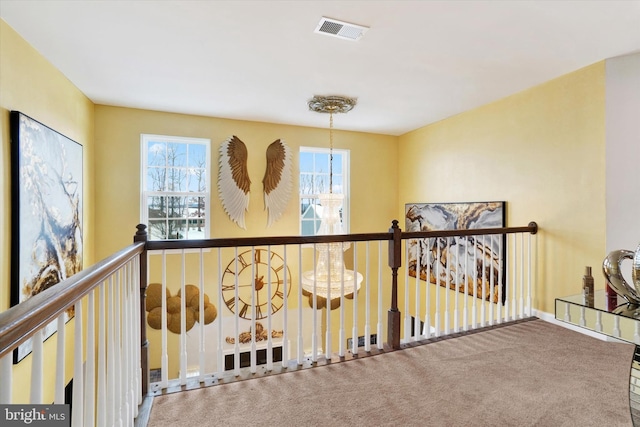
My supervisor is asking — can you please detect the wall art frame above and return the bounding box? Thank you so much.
[10,111,83,363]
[404,201,506,304]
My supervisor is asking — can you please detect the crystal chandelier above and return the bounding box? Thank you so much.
[301,96,363,309]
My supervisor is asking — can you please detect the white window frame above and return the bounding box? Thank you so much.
[141,134,211,241]
[299,146,351,235]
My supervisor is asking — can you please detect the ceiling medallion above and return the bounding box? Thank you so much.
[308,95,357,114]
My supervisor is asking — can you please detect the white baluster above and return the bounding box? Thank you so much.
[55,314,66,404]
[180,250,188,383]
[352,243,359,355]
[311,244,318,363]
[338,243,345,357]
[250,247,257,374]
[216,249,224,376]
[424,238,431,337]
[266,246,273,371]
[72,300,84,427]
[282,246,289,367]
[527,233,533,316]
[445,236,451,335]
[233,247,241,376]
[97,282,106,427]
[497,235,503,324]
[472,236,478,328]
[463,237,469,331]
[404,243,411,342]
[115,272,124,427]
[563,302,571,322]
[489,235,494,327]
[364,242,371,352]
[161,251,168,387]
[342,243,349,353]
[414,241,421,339]
[503,241,510,324]
[435,241,441,337]
[129,264,137,424]
[377,241,384,350]
[124,265,133,425]
[454,236,459,333]
[511,234,517,321]
[107,277,115,427]
[579,307,586,327]
[480,235,486,328]
[199,249,206,381]
[0,353,12,404]
[519,234,525,319]
[297,246,305,363]
[84,291,96,426]
[30,330,43,403]
[634,322,640,345]
[326,244,332,359]
[134,256,142,407]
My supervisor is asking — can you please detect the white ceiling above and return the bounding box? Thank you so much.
[1,1,639,136]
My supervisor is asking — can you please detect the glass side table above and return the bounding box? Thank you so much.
[556,290,640,425]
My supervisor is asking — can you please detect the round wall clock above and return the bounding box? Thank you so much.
[221,248,292,320]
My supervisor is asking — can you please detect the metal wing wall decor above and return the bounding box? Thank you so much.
[218,135,251,229]
[263,139,292,227]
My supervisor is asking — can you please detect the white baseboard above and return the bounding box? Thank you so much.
[532,309,627,343]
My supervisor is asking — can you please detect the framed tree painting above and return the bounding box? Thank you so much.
[404,201,505,304]
[10,111,83,363]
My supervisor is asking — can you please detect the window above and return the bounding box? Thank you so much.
[141,134,211,240]
[299,147,350,235]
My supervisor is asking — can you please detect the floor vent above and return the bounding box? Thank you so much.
[314,17,369,41]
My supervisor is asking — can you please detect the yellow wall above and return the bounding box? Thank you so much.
[398,62,606,313]
[94,105,399,259]
[0,20,95,402]
[94,106,399,370]
[0,14,615,395]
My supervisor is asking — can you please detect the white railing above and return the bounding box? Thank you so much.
[143,222,538,393]
[0,220,538,424]
[144,239,390,392]
[401,229,536,342]
[0,242,145,427]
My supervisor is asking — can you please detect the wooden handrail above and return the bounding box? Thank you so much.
[0,220,538,375]
[145,231,393,251]
[143,221,538,354]
[402,222,538,240]
[144,222,538,251]
[0,242,145,359]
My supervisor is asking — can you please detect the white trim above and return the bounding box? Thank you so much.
[299,146,351,235]
[140,134,211,240]
[533,309,626,343]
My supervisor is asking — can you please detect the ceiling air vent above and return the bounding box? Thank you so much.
[314,17,369,41]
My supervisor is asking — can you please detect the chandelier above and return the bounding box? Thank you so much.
[301,96,363,309]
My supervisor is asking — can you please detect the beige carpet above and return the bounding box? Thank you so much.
[147,319,634,426]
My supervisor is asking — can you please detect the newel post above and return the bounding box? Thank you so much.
[134,224,150,396]
[387,220,401,350]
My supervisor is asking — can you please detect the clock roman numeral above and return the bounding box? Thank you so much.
[239,302,249,318]
[238,253,249,268]
[256,304,264,319]
[225,297,236,311]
